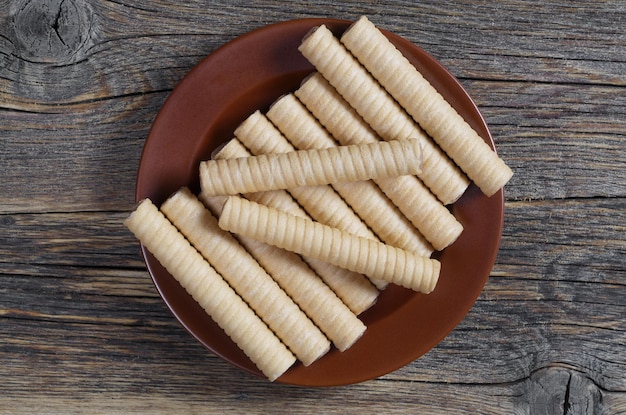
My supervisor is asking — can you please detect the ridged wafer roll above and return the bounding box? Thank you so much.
[219,196,440,294]
[232,117,374,241]
[213,139,380,313]
[296,73,462,251]
[234,112,386,289]
[213,140,312,218]
[161,188,331,364]
[200,131,423,197]
[214,139,309,217]
[299,24,469,205]
[295,73,380,144]
[377,175,462,251]
[341,16,513,196]
[124,199,295,381]
[267,93,433,257]
[197,195,369,348]
[212,141,375,324]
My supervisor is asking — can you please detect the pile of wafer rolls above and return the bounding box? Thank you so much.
[125,16,513,381]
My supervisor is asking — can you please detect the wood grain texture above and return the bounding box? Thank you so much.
[1,0,624,413]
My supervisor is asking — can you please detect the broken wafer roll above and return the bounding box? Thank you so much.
[219,196,441,294]
[199,135,423,197]
[124,199,296,381]
[341,16,513,196]
[295,73,462,251]
[266,93,433,257]
[161,187,331,365]
[299,24,469,205]
[212,138,380,313]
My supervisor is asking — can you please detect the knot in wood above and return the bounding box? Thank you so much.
[514,367,602,414]
[12,0,94,64]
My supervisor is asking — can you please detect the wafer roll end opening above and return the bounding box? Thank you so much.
[301,24,323,43]
[341,15,369,39]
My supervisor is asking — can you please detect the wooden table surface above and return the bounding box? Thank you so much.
[1,1,624,413]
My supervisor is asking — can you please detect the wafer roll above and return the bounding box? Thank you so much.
[219,196,440,294]
[199,192,368,347]
[232,116,376,241]
[200,132,423,197]
[299,24,469,204]
[234,111,386,289]
[161,188,331,364]
[295,73,380,144]
[124,199,295,381]
[213,139,380,313]
[214,139,309,216]
[214,140,312,218]
[341,16,513,196]
[267,93,433,257]
[296,73,462,251]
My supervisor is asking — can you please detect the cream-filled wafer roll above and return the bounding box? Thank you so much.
[296,73,462,251]
[161,188,331,364]
[212,139,380,313]
[233,112,387,289]
[267,93,433,258]
[341,16,513,196]
[124,199,295,381]
[299,24,469,205]
[200,133,423,198]
[219,196,440,294]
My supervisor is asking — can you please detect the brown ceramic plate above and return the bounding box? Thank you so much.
[135,18,504,386]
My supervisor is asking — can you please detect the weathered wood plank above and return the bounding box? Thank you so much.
[512,367,602,415]
[1,1,624,214]
[2,265,623,388]
[498,198,626,284]
[0,211,141,267]
[0,93,160,214]
[366,1,626,87]
[471,81,626,200]
[1,1,623,103]
[0,314,623,414]
[398,279,625,386]
[2,196,623,295]
[4,198,623,289]
[1,0,625,413]
[1,79,623,213]
[0,198,623,406]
